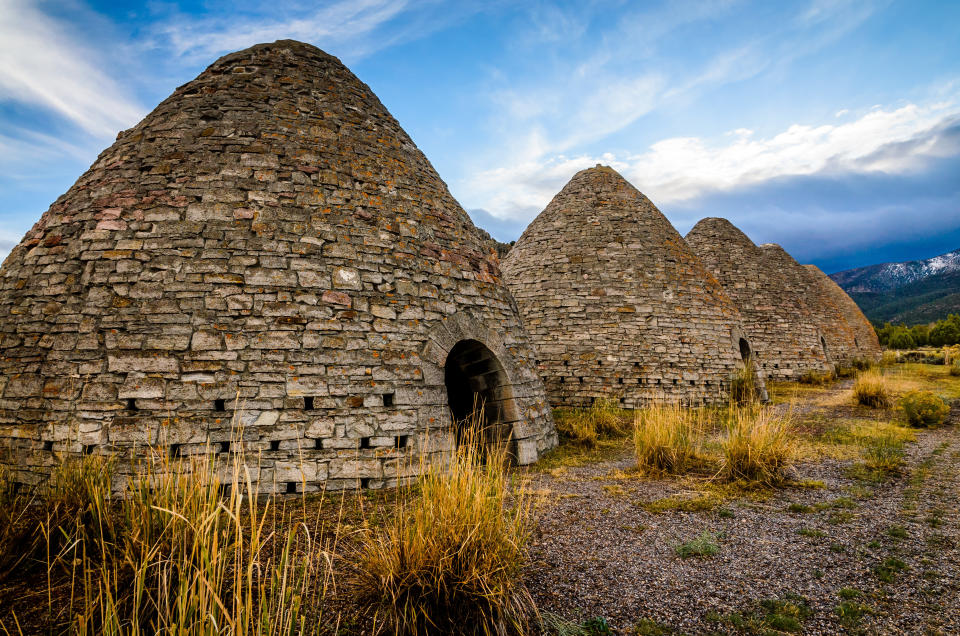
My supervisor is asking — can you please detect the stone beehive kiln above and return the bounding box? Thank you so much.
[758,244,877,366]
[685,218,831,380]
[0,40,556,491]
[802,265,882,361]
[501,166,762,408]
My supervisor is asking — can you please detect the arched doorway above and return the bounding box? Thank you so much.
[444,339,514,453]
[739,338,752,362]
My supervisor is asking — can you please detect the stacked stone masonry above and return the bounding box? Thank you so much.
[802,265,882,362]
[0,40,556,492]
[501,166,764,408]
[686,218,832,380]
[759,244,880,366]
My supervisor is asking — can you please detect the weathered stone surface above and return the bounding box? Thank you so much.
[686,218,831,380]
[501,166,763,407]
[801,264,882,363]
[0,40,555,490]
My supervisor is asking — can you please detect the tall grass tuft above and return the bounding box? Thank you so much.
[730,360,761,404]
[69,448,332,635]
[853,370,891,408]
[0,434,336,634]
[719,406,795,486]
[633,402,701,475]
[355,409,536,636]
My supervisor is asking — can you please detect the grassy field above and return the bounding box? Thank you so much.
[1,359,957,634]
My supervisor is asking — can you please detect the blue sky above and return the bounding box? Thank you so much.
[1,0,958,273]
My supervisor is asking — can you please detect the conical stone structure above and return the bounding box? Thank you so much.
[802,265,882,362]
[0,40,556,491]
[759,244,877,366]
[686,218,831,380]
[501,166,763,408]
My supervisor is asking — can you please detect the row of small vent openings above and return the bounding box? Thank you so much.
[47,435,411,457]
[125,393,396,412]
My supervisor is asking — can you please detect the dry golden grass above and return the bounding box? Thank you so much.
[719,406,795,486]
[354,414,536,636]
[1,437,338,634]
[853,370,892,408]
[633,402,703,475]
[553,398,631,448]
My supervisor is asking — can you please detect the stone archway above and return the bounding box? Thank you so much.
[419,311,547,464]
[739,337,752,362]
[444,339,514,451]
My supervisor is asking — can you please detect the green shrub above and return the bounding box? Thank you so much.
[901,391,950,427]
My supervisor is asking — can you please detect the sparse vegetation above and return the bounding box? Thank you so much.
[873,557,908,583]
[901,390,950,427]
[853,370,892,408]
[675,531,720,558]
[555,398,631,447]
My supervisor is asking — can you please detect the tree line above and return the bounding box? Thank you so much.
[876,314,960,349]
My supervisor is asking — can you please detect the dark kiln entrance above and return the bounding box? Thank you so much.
[739,338,752,362]
[444,339,513,451]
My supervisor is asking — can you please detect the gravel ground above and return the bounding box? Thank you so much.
[524,389,960,635]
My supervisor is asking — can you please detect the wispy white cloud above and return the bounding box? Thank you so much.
[146,0,490,64]
[0,0,143,137]
[462,100,960,218]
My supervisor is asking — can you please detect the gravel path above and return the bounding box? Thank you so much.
[524,393,960,634]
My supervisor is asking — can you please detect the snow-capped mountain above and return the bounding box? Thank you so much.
[830,248,960,293]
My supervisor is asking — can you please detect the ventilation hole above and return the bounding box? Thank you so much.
[596,360,602,366]
[673,378,678,385]
[214,399,226,412]
[285,481,297,494]
[563,360,569,366]
[269,440,281,451]
[578,377,584,384]
[314,438,323,449]
[126,397,138,411]
[11,482,21,495]
[170,443,183,458]
[217,441,230,454]
[359,437,372,449]
[360,478,372,489]
[690,380,695,386]
[395,435,409,450]
[383,392,394,407]
[304,396,314,410]
[620,397,626,405]
[43,440,53,452]
[217,483,230,498]
[618,378,624,384]
[82,445,94,456]
[535,359,540,366]
[633,362,640,368]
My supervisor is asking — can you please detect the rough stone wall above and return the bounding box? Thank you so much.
[501,166,762,408]
[686,218,831,380]
[758,244,861,367]
[803,265,882,361]
[0,40,556,492]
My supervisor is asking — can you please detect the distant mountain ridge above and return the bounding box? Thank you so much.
[830,248,960,324]
[831,248,960,293]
